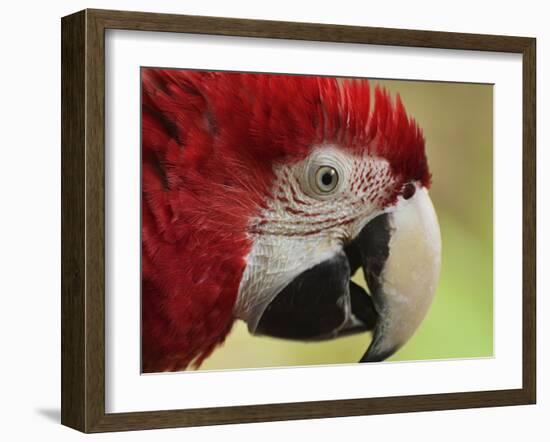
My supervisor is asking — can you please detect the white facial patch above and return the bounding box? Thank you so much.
[234,145,396,332]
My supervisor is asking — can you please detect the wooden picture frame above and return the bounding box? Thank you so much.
[61,8,536,433]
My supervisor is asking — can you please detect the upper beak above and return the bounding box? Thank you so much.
[253,187,441,363]
[355,187,442,362]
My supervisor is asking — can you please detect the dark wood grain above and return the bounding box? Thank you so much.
[84,10,108,432]
[89,8,532,52]
[61,10,86,431]
[522,38,537,403]
[61,8,537,433]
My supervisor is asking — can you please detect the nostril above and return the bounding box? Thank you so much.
[402,182,416,200]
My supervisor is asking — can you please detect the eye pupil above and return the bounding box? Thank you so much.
[321,172,334,186]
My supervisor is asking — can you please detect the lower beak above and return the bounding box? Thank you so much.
[254,188,441,362]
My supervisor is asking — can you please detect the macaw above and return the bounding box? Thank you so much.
[141,69,441,373]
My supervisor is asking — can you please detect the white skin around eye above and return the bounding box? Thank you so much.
[234,146,397,329]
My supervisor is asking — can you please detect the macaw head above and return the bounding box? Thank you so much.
[141,70,441,372]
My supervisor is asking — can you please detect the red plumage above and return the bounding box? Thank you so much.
[141,69,429,372]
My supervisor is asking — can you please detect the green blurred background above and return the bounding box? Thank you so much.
[200,79,494,371]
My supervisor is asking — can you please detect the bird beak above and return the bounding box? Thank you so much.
[354,187,442,362]
[252,187,441,362]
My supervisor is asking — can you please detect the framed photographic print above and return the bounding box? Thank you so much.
[61,9,536,433]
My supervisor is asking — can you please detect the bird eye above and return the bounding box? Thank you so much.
[303,149,347,199]
[315,166,339,194]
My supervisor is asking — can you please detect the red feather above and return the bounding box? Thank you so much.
[141,69,429,372]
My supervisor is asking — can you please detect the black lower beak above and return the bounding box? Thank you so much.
[255,214,391,344]
[255,249,377,340]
